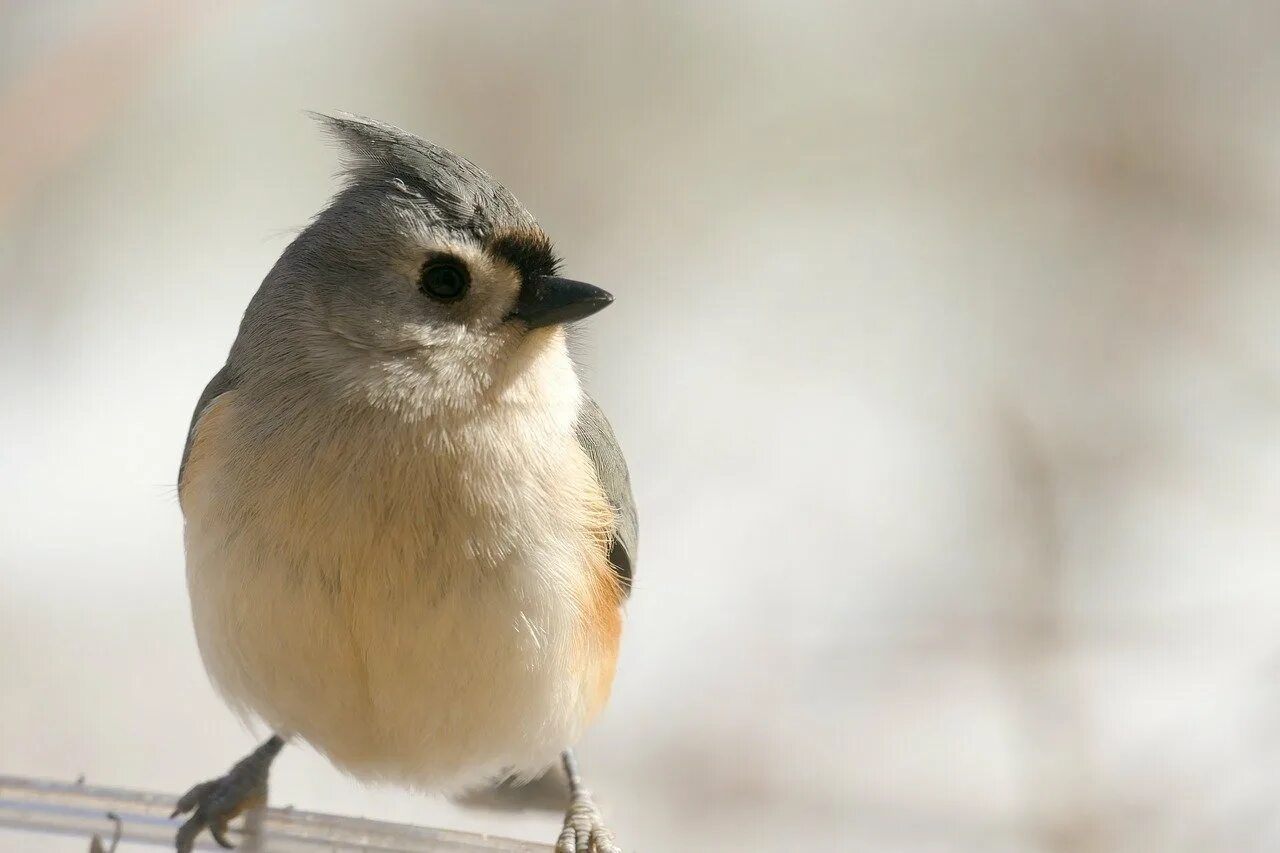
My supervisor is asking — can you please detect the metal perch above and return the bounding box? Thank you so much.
[0,775,551,852]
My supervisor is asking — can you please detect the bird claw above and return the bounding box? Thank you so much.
[555,787,621,853]
[171,738,282,853]
[171,772,259,852]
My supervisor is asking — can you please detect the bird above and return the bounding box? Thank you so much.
[172,113,637,853]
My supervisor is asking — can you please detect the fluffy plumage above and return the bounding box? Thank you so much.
[178,114,634,790]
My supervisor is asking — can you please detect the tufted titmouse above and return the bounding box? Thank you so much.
[172,114,636,853]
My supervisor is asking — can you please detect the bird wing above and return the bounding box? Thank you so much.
[178,364,237,489]
[575,393,638,596]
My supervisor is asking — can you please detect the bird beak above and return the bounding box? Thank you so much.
[510,276,614,329]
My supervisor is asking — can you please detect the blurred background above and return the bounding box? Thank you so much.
[4,2,1280,851]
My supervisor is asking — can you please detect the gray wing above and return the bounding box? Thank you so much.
[575,394,637,595]
[178,364,237,487]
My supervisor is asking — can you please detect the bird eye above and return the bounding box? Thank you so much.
[419,260,470,301]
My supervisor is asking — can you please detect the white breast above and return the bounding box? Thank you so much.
[180,350,620,790]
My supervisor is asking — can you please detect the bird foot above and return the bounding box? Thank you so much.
[555,751,621,853]
[556,796,621,853]
[171,736,283,852]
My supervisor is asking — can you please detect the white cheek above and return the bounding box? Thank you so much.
[309,233,535,415]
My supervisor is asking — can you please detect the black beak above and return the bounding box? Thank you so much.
[509,276,613,329]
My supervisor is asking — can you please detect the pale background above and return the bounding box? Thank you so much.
[5,2,1280,851]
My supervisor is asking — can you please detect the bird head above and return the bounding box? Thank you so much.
[237,113,612,414]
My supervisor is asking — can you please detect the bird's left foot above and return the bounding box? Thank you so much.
[555,751,621,853]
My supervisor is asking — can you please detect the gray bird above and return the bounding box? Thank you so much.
[172,113,636,853]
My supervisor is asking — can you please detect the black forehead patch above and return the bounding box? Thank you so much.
[487,228,562,280]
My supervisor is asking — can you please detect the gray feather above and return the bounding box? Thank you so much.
[178,365,237,487]
[575,394,638,594]
[311,112,537,239]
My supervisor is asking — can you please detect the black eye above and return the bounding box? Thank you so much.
[419,260,470,301]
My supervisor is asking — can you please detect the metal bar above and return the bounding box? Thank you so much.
[0,775,551,852]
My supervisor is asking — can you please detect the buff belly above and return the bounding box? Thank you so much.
[180,393,621,790]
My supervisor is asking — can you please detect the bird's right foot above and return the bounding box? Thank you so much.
[171,735,283,852]
[555,751,622,853]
